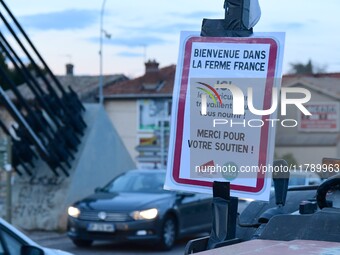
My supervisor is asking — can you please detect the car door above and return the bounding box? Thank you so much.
[192,193,213,228]
[0,224,23,255]
[176,192,212,234]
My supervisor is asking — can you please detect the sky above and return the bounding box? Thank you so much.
[1,0,340,78]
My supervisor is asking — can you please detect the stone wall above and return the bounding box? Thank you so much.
[10,104,136,230]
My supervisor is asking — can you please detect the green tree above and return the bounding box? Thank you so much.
[281,153,298,167]
[289,59,327,74]
[289,59,313,74]
[0,49,46,91]
[0,49,12,90]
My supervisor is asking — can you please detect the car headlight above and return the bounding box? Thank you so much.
[131,208,158,220]
[68,206,80,218]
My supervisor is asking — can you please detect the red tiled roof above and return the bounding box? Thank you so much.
[283,72,340,78]
[282,73,340,99]
[282,72,340,86]
[103,64,176,98]
[7,74,127,102]
[103,66,340,100]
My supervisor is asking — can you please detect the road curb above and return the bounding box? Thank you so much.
[24,231,68,242]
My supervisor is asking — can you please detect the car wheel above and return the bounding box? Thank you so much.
[72,239,93,247]
[159,216,176,250]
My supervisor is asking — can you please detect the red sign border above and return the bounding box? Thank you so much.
[172,36,278,193]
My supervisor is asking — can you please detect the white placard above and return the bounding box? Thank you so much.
[165,32,285,201]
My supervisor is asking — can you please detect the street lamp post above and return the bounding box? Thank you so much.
[99,0,107,105]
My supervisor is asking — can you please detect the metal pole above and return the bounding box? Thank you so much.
[160,119,164,169]
[0,87,48,157]
[99,0,107,105]
[0,11,87,133]
[5,136,12,223]
[160,101,168,169]
[0,0,85,110]
[5,169,12,223]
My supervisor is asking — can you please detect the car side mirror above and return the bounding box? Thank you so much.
[21,245,44,255]
[177,192,195,198]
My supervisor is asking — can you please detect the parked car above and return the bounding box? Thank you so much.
[288,171,322,186]
[0,217,72,255]
[67,169,212,250]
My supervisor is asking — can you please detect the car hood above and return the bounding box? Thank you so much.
[77,192,173,211]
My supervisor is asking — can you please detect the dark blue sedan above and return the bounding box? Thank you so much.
[67,169,212,250]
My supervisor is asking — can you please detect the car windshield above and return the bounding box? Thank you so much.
[288,177,307,186]
[102,171,168,193]
[288,172,322,186]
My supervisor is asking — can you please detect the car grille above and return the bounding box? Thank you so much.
[79,211,132,222]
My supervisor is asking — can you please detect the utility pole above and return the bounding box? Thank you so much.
[0,136,12,223]
[99,0,108,105]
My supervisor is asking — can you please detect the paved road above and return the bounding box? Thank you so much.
[29,202,249,254]
[30,231,203,255]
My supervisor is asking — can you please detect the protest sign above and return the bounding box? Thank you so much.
[165,32,285,201]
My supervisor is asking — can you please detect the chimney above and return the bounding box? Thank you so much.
[66,63,74,75]
[145,59,159,74]
[142,59,162,90]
